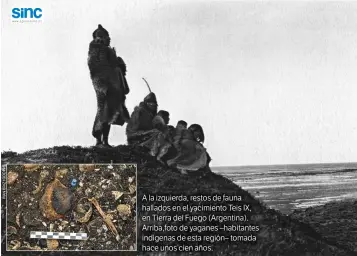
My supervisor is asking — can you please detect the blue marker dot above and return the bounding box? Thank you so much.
[71,178,77,187]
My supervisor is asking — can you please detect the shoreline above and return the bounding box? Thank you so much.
[213,165,357,215]
[1,146,357,255]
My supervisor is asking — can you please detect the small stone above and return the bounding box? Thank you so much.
[128,177,134,183]
[8,171,19,185]
[79,181,84,187]
[129,245,134,250]
[55,168,68,179]
[38,239,47,248]
[106,241,112,245]
[61,220,69,226]
[101,185,107,189]
[85,188,92,196]
[117,204,131,217]
[70,222,75,227]
[23,164,40,171]
[42,222,47,227]
[7,226,17,236]
[79,164,95,172]
[112,191,124,201]
[129,184,136,194]
[47,239,59,250]
[102,224,108,232]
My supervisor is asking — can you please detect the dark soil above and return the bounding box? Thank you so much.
[290,200,357,254]
[6,163,136,251]
[2,145,357,256]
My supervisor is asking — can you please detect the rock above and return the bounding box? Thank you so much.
[79,164,95,172]
[7,171,19,185]
[38,239,47,248]
[128,176,135,183]
[129,184,136,194]
[23,164,40,171]
[7,226,17,236]
[84,188,92,197]
[55,168,68,179]
[117,204,131,218]
[112,191,124,201]
[47,239,59,250]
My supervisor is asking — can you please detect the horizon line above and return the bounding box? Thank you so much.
[211,161,357,168]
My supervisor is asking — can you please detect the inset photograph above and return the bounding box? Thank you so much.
[6,163,137,251]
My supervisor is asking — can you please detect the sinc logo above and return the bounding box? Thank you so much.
[11,8,43,23]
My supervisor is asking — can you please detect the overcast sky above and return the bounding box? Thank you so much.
[1,0,357,166]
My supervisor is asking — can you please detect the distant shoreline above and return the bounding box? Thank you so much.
[214,163,357,214]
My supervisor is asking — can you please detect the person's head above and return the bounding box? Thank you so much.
[92,24,111,46]
[158,110,170,125]
[176,120,187,129]
[143,92,158,114]
[188,124,205,143]
[167,125,175,137]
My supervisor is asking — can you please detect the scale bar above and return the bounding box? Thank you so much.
[30,231,88,240]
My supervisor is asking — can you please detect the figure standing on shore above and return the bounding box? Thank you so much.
[87,24,130,147]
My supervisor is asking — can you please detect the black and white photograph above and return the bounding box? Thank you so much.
[1,0,357,255]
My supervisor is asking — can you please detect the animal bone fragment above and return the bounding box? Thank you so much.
[32,170,49,194]
[88,197,118,238]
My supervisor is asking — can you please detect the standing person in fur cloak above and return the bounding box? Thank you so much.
[126,92,158,145]
[88,24,130,148]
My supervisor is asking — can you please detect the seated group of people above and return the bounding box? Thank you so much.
[125,92,211,173]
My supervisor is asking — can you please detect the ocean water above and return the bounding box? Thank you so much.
[212,162,357,215]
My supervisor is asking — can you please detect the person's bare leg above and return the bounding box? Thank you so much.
[102,123,112,148]
[92,89,107,147]
[92,115,103,147]
[157,144,170,163]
